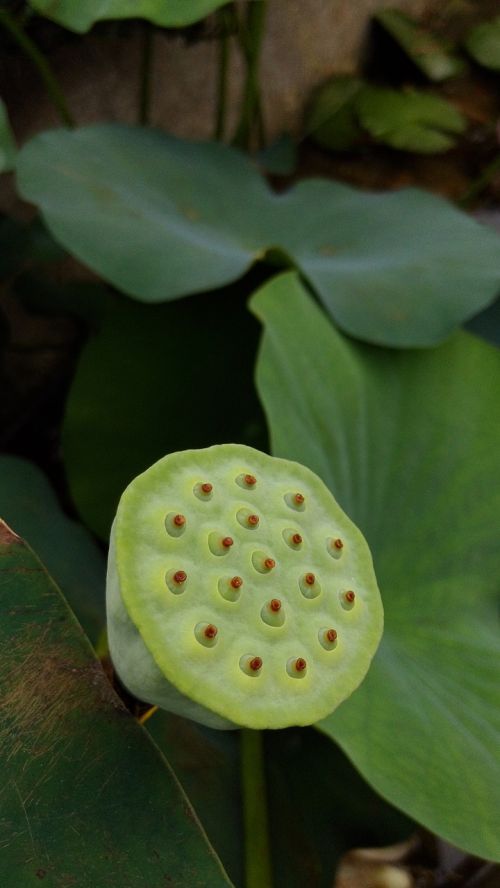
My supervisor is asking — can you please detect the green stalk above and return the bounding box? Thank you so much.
[233,0,267,150]
[241,728,273,888]
[0,9,74,128]
[139,25,154,126]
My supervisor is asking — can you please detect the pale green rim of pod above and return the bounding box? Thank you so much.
[106,443,383,729]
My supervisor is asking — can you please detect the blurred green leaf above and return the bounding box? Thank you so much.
[16,124,500,347]
[0,99,16,173]
[356,85,466,152]
[28,0,231,31]
[62,286,265,539]
[257,134,297,176]
[0,454,105,642]
[0,519,233,887]
[251,271,500,862]
[464,16,500,71]
[305,76,364,151]
[375,9,465,81]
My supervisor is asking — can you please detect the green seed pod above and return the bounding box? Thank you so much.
[106,444,383,730]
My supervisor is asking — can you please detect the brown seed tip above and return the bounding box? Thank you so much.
[326,629,337,643]
[244,474,257,486]
[295,657,307,672]
[204,624,218,639]
[201,482,213,494]
[247,514,260,526]
[305,572,315,585]
[173,570,187,585]
[291,533,302,545]
[249,656,262,672]
[345,590,355,603]
[230,576,243,589]
[270,598,281,612]
[264,557,276,570]
[173,514,186,527]
[222,536,234,548]
[294,493,305,505]
[334,538,343,550]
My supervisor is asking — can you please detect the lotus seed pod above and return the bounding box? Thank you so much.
[106,444,383,730]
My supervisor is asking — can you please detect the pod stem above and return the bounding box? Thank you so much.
[241,728,273,888]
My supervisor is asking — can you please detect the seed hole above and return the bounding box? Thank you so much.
[327,537,344,560]
[261,598,285,627]
[340,590,356,610]
[193,481,213,501]
[252,551,276,574]
[165,511,187,537]
[240,654,263,676]
[319,627,338,650]
[208,532,234,556]
[195,622,219,647]
[165,568,188,594]
[237,508,260,529]
[236,473,257,490]
[284,492,306,512]
[218,575,243,602]
[299,573,321,599]
[282,528,303,549]
[287,656,307,678]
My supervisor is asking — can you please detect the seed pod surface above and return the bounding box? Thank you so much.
[107,444,383,729]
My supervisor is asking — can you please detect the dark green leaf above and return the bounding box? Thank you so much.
[62,287,265,538]
[16,124,500,347]
[356,85,466,153]
[0,519,233,886]
[251,271,500,862]
[0,455,105,643]
[305,76,364,151]
[28,0,232,31]
[375,9,465,81]
[0,99,16,173]
[464,16,500,71]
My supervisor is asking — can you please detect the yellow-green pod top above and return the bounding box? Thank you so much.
[106,444,383,729]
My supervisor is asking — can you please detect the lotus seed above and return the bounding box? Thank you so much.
[319,628,338,650]
[287,656,307,678]
[218,576,243,602]
[299,572,321,599]
[195,622,219,647]
[261,598,286,627]
[173,570,187,585]
[107,443,383,729]
[240,654,263,676]
[237,508,260,529]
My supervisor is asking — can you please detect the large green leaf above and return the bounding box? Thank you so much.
[0,454,105,642]
[62,286,266,539]
[0,518,233,887]
[16,124,500,348]
[29,0,231,31]
[250,271,500,861]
